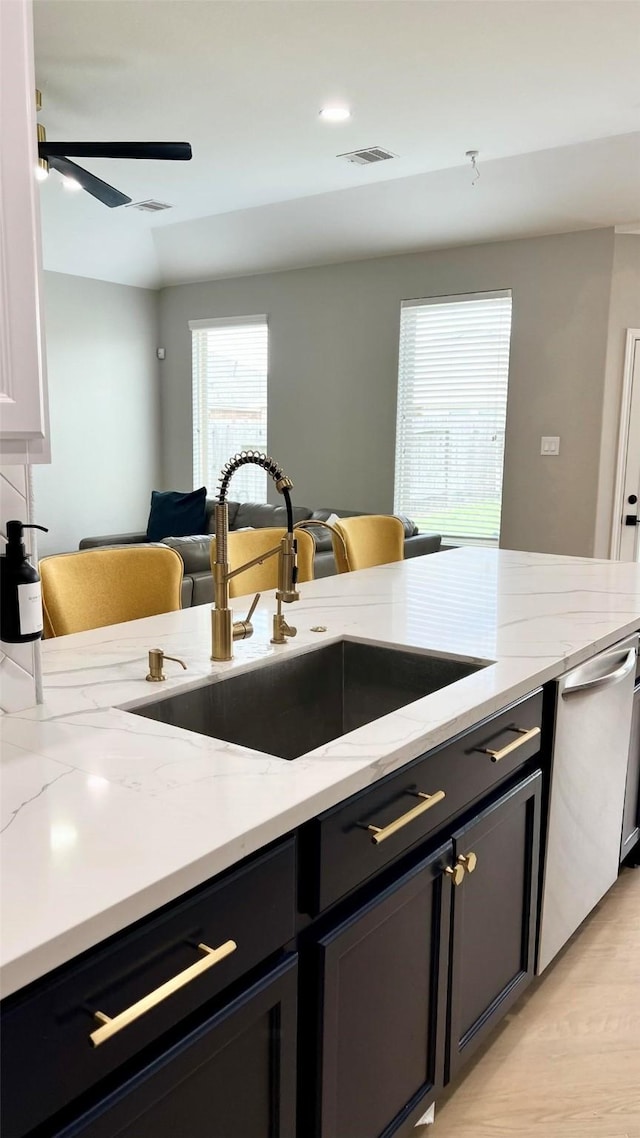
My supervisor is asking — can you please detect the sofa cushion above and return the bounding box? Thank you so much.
[79,531,150,550]
[314,549,338,578]
[191,571,215,606]
[146,487,207,542]
[180,576,194,608]
[405,533,441,557]
[163,535,212,575]
[233,502,313,531]
[307,509,418,551]
[394,514,419,539]
[307,509,361,551]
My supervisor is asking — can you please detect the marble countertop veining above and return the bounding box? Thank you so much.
[2,547,640,998]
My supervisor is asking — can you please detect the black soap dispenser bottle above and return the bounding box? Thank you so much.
[0,521,49,643]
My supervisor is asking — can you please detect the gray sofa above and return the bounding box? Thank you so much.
[79,501,441,608]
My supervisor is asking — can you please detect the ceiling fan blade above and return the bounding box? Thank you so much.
[48,156,132,208]
[40,141,192,161]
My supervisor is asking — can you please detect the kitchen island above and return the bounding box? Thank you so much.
[3,545,640,993]
[2,546,640,1138]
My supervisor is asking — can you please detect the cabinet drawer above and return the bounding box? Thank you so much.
[306,690,543,913]
[52,956,298,1138]
[1,837,296,1138]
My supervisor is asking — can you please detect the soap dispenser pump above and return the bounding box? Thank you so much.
[1,521,48,643]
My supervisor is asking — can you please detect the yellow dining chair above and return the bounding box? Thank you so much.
[220,527,315,599]
[40,546,183,637]
[332,515,405,573]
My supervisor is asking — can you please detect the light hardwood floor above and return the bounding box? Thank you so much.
[425,868,640,1138]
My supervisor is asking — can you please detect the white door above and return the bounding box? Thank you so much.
[614,331,640,562]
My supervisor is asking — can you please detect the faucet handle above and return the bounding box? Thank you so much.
[146,649,187,682]
[245,592,261,623]
[271,609,297,645]
[233,593,260,643]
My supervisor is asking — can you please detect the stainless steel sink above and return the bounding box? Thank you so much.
[129,640,486,760]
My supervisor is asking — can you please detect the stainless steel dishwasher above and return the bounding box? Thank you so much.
[537,633,639,973]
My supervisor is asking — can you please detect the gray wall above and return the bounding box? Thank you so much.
[33,273,161,556]
[595,234,640,558]
[159,228,615,557]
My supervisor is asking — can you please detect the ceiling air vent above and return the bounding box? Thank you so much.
[337,147,397,166]
[125,200,173,213]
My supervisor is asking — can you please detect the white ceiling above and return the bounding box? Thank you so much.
[34,0,640,289]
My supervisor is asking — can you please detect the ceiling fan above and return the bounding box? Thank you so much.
[36,91,192,208]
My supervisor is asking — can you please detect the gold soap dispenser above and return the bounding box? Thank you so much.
[146,649,187,682]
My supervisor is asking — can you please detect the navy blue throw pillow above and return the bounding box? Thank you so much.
[146,487,207,542]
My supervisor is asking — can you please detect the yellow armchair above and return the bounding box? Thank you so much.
[40,546,183,637]
[332,515,405,573]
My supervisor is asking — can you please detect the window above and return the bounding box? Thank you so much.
[190,315,268,501]
[394,290,512,545]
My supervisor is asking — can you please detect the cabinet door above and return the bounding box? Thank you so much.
[621,683,640,861]
[0,0,50,463]
[54,957,297,1138]
[315,842,452,1138]
[447,770,542,1082]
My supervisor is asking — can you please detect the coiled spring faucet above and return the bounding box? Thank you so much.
[211,452,300,661]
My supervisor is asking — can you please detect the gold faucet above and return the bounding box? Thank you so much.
[211,452,300,661]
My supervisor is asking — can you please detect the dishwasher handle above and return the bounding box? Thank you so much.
[561,648,636,698]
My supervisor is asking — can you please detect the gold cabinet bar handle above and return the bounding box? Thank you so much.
[89,939,237,1048]
[367,790,446,845]
[480,725,540,763]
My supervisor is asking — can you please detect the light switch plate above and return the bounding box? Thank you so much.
[541,436,560,455]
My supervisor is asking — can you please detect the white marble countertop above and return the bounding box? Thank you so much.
[2,547,640,998]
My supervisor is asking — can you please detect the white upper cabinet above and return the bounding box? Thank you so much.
[0,0,50,463]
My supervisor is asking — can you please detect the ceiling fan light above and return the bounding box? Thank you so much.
[33,92,191,207]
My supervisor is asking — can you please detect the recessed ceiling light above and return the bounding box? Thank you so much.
[319,106,351,123]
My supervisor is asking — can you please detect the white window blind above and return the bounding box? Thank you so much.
[394,290,512,545]
[190,315,268,502]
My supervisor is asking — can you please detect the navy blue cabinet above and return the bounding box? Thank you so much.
[314,843,451,1138]
[1,839,297,1138]
[447,771,542,1081]
[1,692,546,1138]
[301,771,542,1138]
